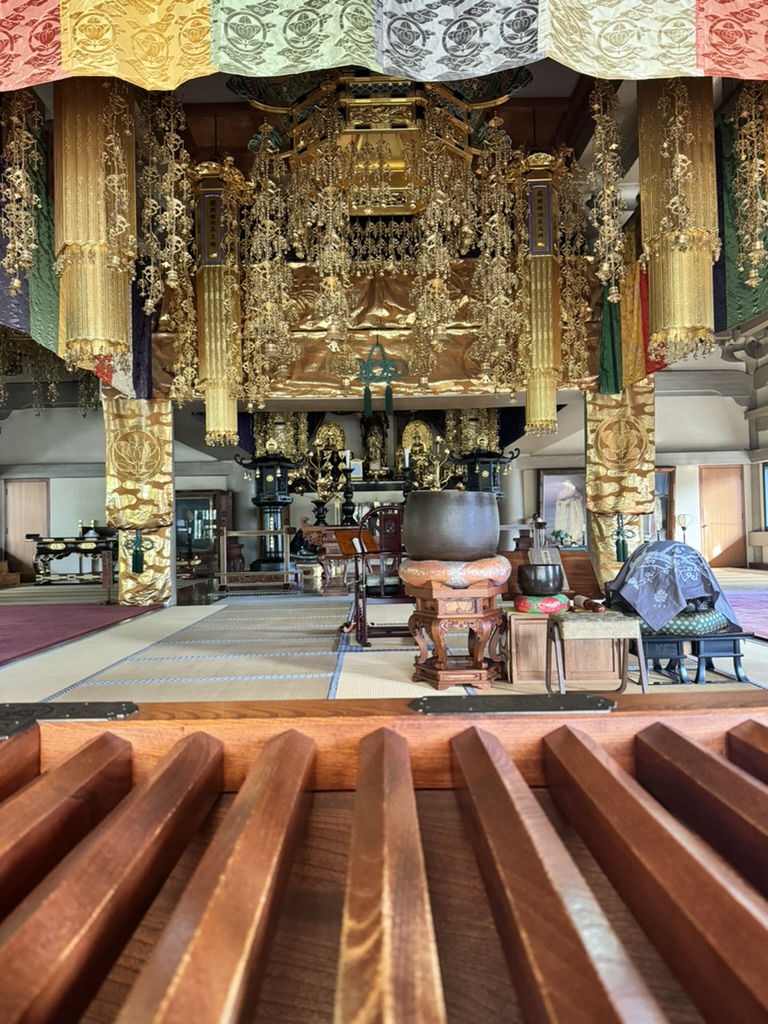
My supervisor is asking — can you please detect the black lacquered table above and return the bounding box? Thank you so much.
[631,625,754,685]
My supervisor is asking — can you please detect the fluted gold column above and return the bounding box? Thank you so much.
[54,78,135,370]
[195,162,242,446]
[638,79,719,364]
[525,156,562,435]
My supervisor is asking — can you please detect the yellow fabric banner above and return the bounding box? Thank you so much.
[118,526,172,605]
[620,262,648,389]
[104,395,173,530]
[585,378,656,517]
[60,0,215,90]
[543,0,699,80]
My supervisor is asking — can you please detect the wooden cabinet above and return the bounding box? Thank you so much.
[508,613,619,686]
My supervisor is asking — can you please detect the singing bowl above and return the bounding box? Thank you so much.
[517,563,564,596]
[402,491,499,562]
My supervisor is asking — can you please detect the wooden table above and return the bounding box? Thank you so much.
[405,580,507,690]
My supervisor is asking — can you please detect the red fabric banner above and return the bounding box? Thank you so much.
[0,0,64,90]
[696,0,768,79]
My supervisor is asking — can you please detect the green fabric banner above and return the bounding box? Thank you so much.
[28,129,59,355]
[598,285,622,394]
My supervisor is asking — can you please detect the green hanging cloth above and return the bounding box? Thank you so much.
[131,530,144,574]
[384,384,393,416]
[598,284,623,394]
[363,385,372,418]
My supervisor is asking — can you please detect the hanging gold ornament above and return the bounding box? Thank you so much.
[53,78,136,372]
[638,79,720,363]
[194,159,243,446]
[0,89,43,296]
[732,81,768,289]
[524,154,562,435]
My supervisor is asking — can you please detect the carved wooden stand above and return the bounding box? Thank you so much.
[405,580,508,690]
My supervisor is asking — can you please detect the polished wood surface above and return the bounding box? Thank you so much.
[0,697,767,1022]
[335,729,446,1023]
[117,730,314,1023]
[0,732,132,919]
[451,727,666,1023]
[543,724,768,1024]
[727,719,768,785]
[0,726,39,803]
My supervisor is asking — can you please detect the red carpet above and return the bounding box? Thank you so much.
[723,590,768,641]
[0,604,160,666]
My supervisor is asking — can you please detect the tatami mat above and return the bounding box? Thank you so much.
[0,591,763,705]
[84,652,338,684]
[132,639,339,658]
[49,677,333,703]
[335,649,469,698]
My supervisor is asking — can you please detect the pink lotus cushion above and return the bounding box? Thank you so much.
[513,594,569,615]
[399,556,511,589]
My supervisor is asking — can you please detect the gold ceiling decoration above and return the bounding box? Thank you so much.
[732,81,768,289]
[468,120,527,392]
[589,80,626,303]
[638,78,720,364]
[0,326,98,416]
[0,89,43,296]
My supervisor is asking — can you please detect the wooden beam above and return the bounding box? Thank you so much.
[728,719,768,785]
[0,732,131,919]
[0,732,223,1024]
[543,724,768,1024]
[335,729,446,1023]
[635,722,768,898]
[0,725,39,802]
[451,726,664,1023]
[116,730,315,1023]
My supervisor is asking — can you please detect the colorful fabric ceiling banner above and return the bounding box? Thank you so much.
[4,0,768,91]
[0,0,64,91]
[546,0,699,79]
[59,0,216,91]
[377,0,542,80]
[212,0,378,77]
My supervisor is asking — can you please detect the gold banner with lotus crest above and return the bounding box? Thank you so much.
[104,395,173,530]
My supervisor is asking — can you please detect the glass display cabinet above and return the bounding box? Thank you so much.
[175,490,232,577]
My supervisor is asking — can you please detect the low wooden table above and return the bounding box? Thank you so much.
[404,580,507,690]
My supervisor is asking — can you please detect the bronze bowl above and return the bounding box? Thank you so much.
[517,564,564,596]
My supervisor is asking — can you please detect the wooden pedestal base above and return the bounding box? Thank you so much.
[405,580,508,691]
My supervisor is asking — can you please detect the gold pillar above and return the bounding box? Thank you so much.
[54,78,135,369]
[638,79,719,364]
[525,156,562,435]
[195,163,242,446]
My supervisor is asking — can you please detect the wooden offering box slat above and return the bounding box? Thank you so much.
[0,692,766,1024]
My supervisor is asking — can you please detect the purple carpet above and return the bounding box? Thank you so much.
[0,604,160,667]
[722,590,768,641]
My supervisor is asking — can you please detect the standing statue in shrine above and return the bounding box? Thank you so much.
[362,412,388,476]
